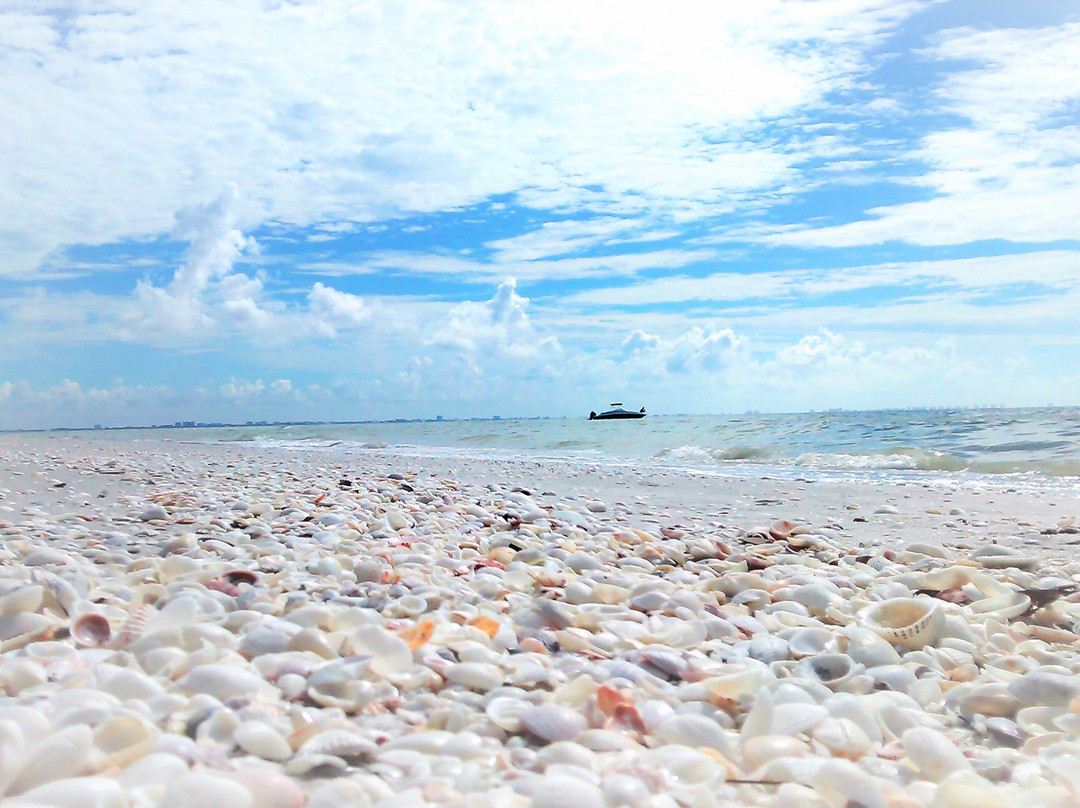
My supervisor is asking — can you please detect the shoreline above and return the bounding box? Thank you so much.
[1,433,1080,806]
[3,433,1077,556]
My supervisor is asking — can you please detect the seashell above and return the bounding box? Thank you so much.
[843,627,902,667]
[812,716,872,760]
[0,719,26,795]
[520,704,587,743]
[1016,705,1066,735]
[90,714,158,771]
[955,683,1020,720]
[787,584,838,615]
[285,752,349,778]
[901,727,972,782]
[788,627,838,658]
[810,759,884,808]
[224,570,259,586]
[770,703,828,736]
[516,773,605,808]
[702,663,770,701]
[239,620,302,658]
[299,729,376,761]
[0,585,43,615]
[866,664,916,693]
[306,661,375,713]
[225,767,307,808]
[159,773,254,808]
[967,591,1031,620]
[71,613,112,648]
[742,734,809,771]
[655,714,734,756]
[117,752,189,788]
[1008,671,1080,707]
[486,697,530,732]
[10,724,93,794]
[444,661,504,692]
[824,694,882,744]
[745,634,789,664]
[398,619,435,649]
[20,776,124,808]
[643,745,722,787]
[798,654,863,691]
[233,721,292,760]
[349,625,412,676]
[981,717,1025,747]
[930,771,1013,808]
[862,597,944,649]
[0,612,55,651]
[182,664,273,702]
[970,546,1038,571]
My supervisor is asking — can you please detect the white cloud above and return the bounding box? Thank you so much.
[770,22,1080,247]
[434,278,560,360]
[307,282,371,338]
[0,0,928,278]
[620,326,748,374]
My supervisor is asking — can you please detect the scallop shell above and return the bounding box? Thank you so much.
[655,714,734,756]
[298,729,376,761]
[770,703,828,736]
[862,597,943,649]
[901,727,972,782]
[72,613,112,648]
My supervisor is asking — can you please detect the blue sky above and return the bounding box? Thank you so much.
[2,0,1080,428]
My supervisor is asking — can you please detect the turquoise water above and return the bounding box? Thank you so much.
[134,406,1080,478]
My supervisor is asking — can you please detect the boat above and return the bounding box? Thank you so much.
[589,403,646,420]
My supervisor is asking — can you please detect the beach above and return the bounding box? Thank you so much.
[1,432,1080,807]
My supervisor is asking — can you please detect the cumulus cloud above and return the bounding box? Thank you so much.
[620,326,749,374]
[125,185,270,340]
[435,278,560,360]
[306,282,371,338]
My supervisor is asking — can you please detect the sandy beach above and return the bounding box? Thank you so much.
[1,433,1080,807]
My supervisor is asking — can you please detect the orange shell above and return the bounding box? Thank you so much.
[398,619,435,650]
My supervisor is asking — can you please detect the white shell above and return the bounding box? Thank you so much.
[10,725,93,794]
[233,721,292,760]
[299,729,376,760]
[444,662,504,692]
[159,773,254,808]
[901,727,972,782]
[812,717,872,759]
[520,704,587,742]
[655,714,734,756]
[770,703,828,736]
[862,597,944,649]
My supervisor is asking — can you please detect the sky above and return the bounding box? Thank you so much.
[2,0,1080,429]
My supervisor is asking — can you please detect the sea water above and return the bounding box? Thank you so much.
[151,406,1080,482]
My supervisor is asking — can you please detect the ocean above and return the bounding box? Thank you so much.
[133,406,1080,483]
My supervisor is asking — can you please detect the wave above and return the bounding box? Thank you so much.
[654,445,770,463]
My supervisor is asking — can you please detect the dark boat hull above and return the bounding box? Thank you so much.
[590,412,645,420]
